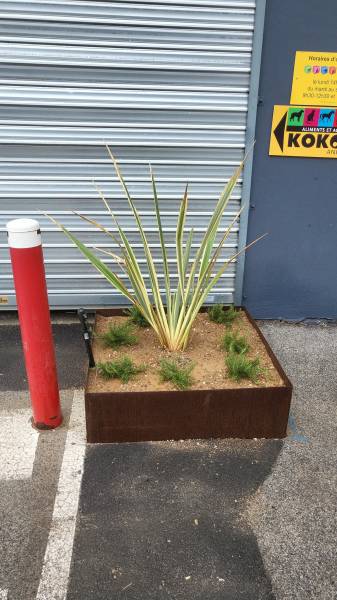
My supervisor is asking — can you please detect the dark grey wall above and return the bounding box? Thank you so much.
[243,0,337,319]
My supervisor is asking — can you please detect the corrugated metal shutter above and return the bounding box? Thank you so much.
[0,0,256,309]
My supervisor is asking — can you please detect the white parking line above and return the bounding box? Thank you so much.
[35,390,86,600]
[0,409,39,480]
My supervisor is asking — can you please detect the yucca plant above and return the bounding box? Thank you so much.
[48,147,264,351]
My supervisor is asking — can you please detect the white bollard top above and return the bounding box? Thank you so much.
[7,218,42,249]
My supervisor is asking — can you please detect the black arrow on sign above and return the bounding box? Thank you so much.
[273,111,287,152]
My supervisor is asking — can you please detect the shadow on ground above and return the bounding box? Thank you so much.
[0,323,87,391]
[67,439,281,600]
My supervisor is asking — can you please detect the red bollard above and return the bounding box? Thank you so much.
[7,218,62,429]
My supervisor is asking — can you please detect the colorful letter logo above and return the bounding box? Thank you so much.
[304,65,312,73]
[329,66,336,75]
[313,66,320,74]
[321,66,329,74]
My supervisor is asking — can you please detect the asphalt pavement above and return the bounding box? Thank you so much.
[0,316,336,600]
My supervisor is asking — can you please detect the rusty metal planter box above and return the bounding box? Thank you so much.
[85,308,292,443]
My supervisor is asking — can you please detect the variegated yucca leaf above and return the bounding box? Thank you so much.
[47,148,264,350]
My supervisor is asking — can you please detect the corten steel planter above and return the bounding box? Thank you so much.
[85,308,292,443]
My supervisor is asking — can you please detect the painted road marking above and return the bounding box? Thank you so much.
[0,590,8,599]
[0,409,39,480]
[288,414,309,443]
[35,390,86,600]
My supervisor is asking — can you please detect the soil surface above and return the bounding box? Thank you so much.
[87,311,285,393]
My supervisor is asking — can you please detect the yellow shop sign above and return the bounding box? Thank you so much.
[291,51,337,107]
[269,105,337,158]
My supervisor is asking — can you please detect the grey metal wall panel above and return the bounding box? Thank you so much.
[0,0,256,308]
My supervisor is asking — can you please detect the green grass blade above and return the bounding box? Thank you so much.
[176,184,189,309]
[197,206,245,297]
[175,233,267,350]
[72,211,122,248]
[92,193,157,327]
[182,159,244,311]
[204,233,268,297]
[50,216,163,342]
[73,209,150,309]
[171,226,194,328]
[46,215,136,303]
[183,228,194,278]
[150,166,172,325]
[107,146,170,340]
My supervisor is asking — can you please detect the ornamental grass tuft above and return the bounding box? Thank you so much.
[221,330,250,355]
[159,358,194,390]
[97,356,145,383]
[124,305,150,328]
[225,353,261,383]
[208,303,238,326]
[100,321,138,348]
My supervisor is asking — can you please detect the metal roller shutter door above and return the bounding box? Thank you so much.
[0,0,256,309]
